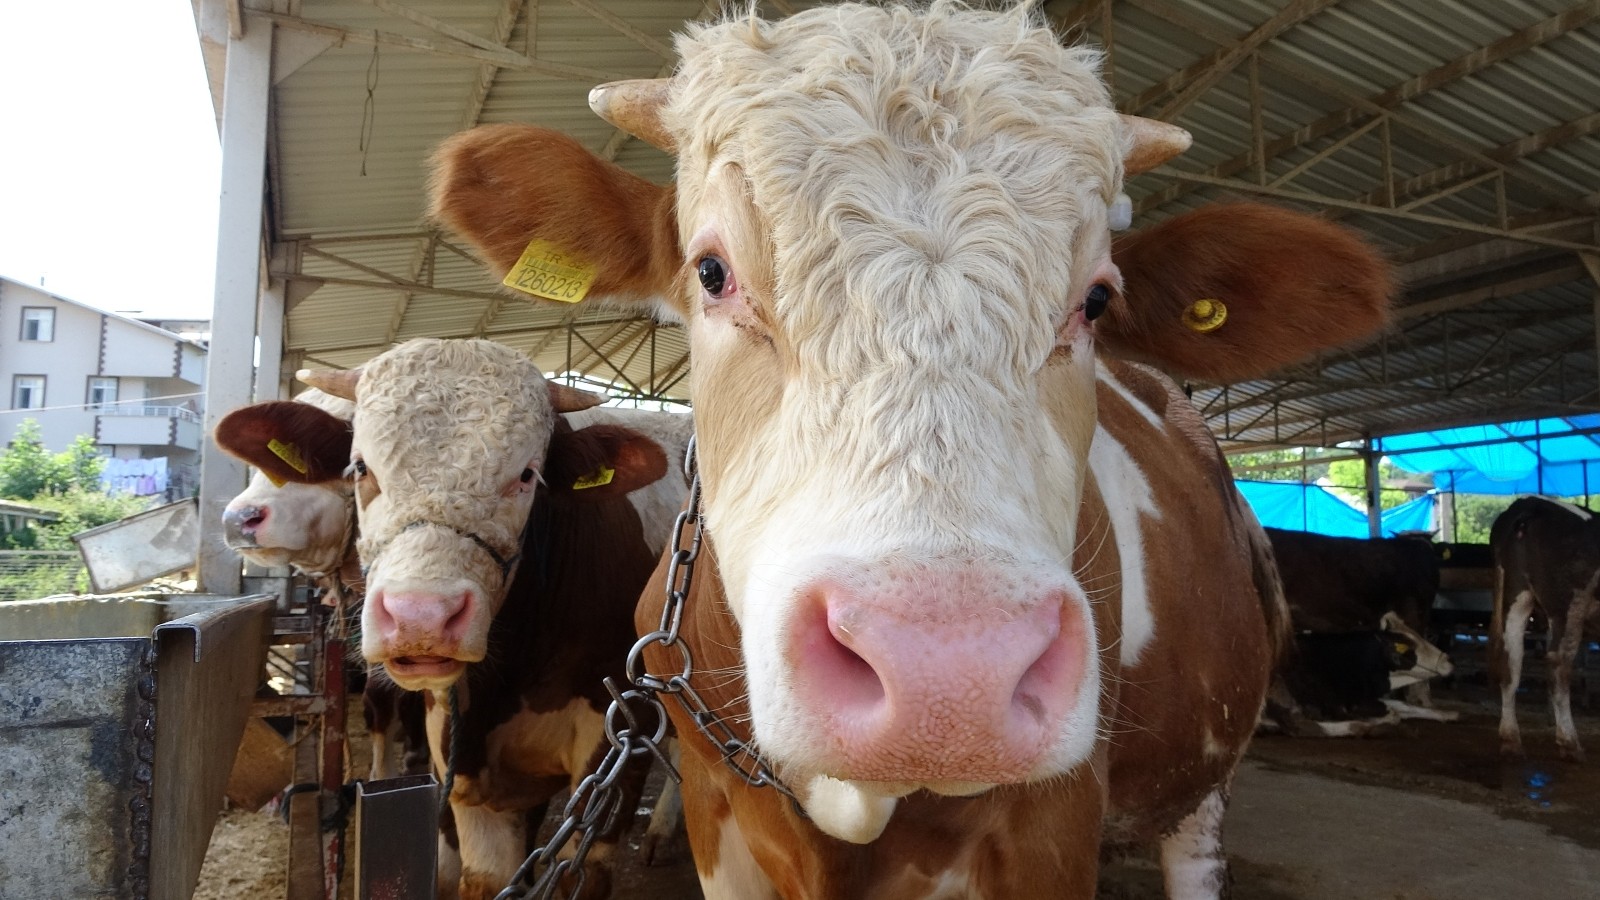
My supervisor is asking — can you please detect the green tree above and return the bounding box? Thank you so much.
[0,420,62,500]
[1325,457,1414,510]
[0,421,109,500]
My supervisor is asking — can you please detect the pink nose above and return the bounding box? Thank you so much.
[368,589,477,656]
[787,569,1087,784]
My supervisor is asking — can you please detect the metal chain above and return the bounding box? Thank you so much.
[127,640,158,900]
[493,435,798,900]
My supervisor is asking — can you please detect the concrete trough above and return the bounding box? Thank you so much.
[0,593,275,900]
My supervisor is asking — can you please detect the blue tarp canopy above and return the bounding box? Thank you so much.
[1236,480,1436,537]
[1381,414,1600,497]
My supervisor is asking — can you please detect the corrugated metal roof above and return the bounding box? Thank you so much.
[210,0,1599,436]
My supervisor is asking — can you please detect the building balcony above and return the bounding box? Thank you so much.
[96,406,203,452]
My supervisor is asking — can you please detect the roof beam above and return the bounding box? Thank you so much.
[460,0,529,131]
[292,314,653,358]
[1136,0,1340,121]
[1349,110,1600,210]
[252,10,628,83]
[284,273,505,303]
[1130,0,1600,214]
[1162,171,1600,252]
[562,0,674,60]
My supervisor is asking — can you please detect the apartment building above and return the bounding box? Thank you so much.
[0,277,207,499]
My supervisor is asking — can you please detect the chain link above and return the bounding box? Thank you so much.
[127,640,158,900]
[493,435,798,899]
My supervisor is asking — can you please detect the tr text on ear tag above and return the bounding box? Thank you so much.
[572,466,615,490]
[267,438,309,474]
[502,239,598,303]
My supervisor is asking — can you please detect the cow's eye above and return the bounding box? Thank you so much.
[697,255,734,299]
[1083,283,1111,321]
[520,467,534,484]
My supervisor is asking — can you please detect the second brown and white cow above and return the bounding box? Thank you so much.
[222,338,673,898]
[1492,495,1600,762]
[430,5,1392,897]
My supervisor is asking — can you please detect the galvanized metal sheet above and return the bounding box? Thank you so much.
[356,775,440,900]
[72,499,201,594]
[148,594,276,900]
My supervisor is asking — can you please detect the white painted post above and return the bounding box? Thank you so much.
[257,246,288,401]
[197,19,273,595]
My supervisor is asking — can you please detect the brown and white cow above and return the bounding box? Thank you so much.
[430,5,1391,897]
[1491,495,1600,762]
[217,389,430,781]
[224,338,674,898]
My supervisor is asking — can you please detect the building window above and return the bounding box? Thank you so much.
[20,307,54,342]
[88,377,119,410]
[13,376,45,410]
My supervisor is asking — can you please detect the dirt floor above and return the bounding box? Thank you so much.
[195,680,1600,899]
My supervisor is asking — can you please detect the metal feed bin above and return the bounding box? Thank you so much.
[0,593,275,899]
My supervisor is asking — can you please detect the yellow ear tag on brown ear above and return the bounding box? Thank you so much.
[572,465,615,490]
[267,438,309,475]
[1185,298,1228,333]
[502,239,598,303]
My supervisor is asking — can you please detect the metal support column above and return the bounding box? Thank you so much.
[1363,441,1382,538]
[197,17,273,594]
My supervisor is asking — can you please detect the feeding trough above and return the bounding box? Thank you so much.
[0,593,275,900]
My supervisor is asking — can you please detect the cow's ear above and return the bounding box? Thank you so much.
[544,424,669,501]
[1101,203,1393,384]
[429,124,685,319]
[214,401,352,485]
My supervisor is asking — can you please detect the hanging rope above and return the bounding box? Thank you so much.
[359,36,379,176]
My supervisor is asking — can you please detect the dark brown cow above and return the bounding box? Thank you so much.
[1267,528,1440,634]
[1491,495,1600,761]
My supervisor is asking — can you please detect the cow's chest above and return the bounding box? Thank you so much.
[427,694,606,809]
[487,697,606,782]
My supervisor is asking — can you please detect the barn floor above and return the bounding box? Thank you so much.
[195,685,1600,899]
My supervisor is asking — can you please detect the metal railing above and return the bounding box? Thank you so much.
[95,405,201,423]
[0,550,88,601]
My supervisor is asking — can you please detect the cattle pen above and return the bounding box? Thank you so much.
[6,0,1600,898]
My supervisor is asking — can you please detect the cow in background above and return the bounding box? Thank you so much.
[1492,495,1600,761]
[1266,528,1457,730]
[225,338,673,899]
[427,4,1393,896]
[218,389,428,781]
[1266,528,1439,634]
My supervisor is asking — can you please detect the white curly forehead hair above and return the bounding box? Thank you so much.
[666,1,1122,362]
[354,339,553,493]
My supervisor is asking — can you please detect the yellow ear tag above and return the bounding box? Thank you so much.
[572,466,615,490]
[264,473,286,488]
[502,239,598,303]
[267,438,309,475]
[1185,298,1228,333]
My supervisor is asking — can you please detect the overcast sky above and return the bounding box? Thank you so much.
[0,1,220,320]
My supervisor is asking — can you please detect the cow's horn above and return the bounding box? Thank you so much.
[548,382,606,413]
[297,367,362,401]
[589,79,675,152]
[1119,115,1191,176]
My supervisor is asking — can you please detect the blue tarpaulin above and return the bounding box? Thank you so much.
[1236,480,1436,537]
[1382,414,1600,497]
